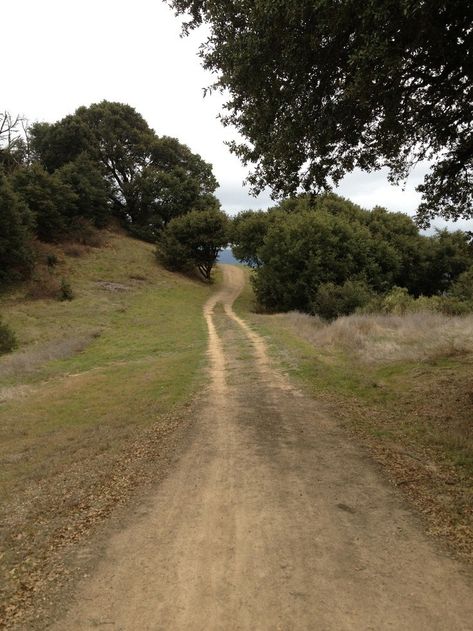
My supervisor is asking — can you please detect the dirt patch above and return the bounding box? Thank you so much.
[95,281,130,292]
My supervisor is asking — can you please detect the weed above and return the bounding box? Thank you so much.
[46,254,58,268]
[0,319,18,355]
[27,268,61,299]
[59,278,74,301]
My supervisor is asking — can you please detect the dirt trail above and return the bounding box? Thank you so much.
[54,265,473,630]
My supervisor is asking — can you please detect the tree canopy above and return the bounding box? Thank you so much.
[157,208,229,279]
[0,102,221,288]
[30,101,219,240]
[168,0,473,226]
[0,171,34,284]
[231,194,473,313]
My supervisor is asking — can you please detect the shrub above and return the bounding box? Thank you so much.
[46,253,58,268]
[450,266,473,302]
[0,318,18,355]
[361,287,473,316]
[311,280,374,320]
[253,209,397,312]
[380,286,414,315]
[59,278,74,301]
[27,269,61,299]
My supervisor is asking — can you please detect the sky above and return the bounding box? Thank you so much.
[3,0,471,232]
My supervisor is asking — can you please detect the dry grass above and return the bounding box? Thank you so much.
[26,268,62,300]
[280,310,473,363]
[62,243,89,258]
[0,334,98,380]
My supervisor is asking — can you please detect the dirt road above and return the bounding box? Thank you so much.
[54,265,473,630]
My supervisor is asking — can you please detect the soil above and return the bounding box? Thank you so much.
[51,265,473,630]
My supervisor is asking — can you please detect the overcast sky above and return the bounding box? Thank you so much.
[3,0,471,232]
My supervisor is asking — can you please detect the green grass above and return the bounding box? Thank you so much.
[235,272,473,558]
[235,272,473,472]
[0,233,218,623]
[0,231,214,499]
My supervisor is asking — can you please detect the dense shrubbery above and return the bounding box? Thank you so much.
[311,281,374,320]
[360,285,473,317]
[231,194,473,317]
[0,103,220,290]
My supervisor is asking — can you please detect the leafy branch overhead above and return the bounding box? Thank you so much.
[168,0,473,226]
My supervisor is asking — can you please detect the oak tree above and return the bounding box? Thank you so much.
[168,0,473,226]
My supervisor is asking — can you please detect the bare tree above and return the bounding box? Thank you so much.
[0,111,30,170]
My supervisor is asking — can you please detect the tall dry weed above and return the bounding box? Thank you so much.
[280,311,473,364]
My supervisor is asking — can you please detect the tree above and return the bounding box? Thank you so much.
[231,209,275,267]
[31,102,219,239]
[168,1,473,226]
[252,210,389,312]
[423,229,473,294]
[12,164,77,242]
[56,154,110,228]
[0,171,34,287]
[157,208,229,280]
[0,111,30,174]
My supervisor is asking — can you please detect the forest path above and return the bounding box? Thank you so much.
[54,265,473,630]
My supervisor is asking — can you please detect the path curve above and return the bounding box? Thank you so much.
[54,265,473,630]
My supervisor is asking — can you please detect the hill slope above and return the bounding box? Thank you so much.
[0,231,214,627]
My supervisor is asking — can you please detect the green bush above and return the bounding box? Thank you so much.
[381,286,414,315]
[59,278,74,301]
[437,297,473,316]
[450,266,473,302]
[362,286,473,316]
[253,209,392,312]
[0,318,18,355]
[311,280,374,320]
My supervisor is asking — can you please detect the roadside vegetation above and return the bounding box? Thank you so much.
[0,230,214,627]
[236,272,473,560]
[231,194,473,317]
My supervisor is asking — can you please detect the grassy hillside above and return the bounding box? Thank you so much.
[236,269,473,561]
[0,231,214,626]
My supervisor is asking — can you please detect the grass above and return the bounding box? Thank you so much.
[0,230,214,625]
[235,268,473,560]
